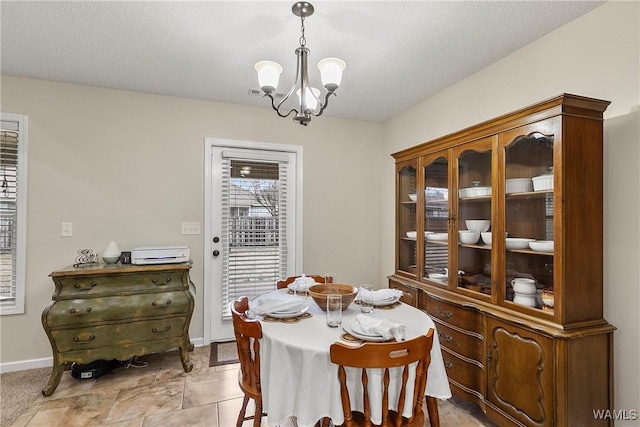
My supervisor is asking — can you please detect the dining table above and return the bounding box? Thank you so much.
[252,288,452,427]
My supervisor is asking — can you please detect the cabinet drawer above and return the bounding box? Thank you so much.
[389,281,418,307]
[55,271,185,298]
[425,295,482,334]
[441,348,484,394]
[44,291,191,327]
[435,321,484,363]
[50,317,187,352]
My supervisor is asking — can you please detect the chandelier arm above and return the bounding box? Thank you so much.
[312,91,336,117]
[264,93,298,118]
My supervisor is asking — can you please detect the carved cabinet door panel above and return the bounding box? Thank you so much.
[485,317,555,427]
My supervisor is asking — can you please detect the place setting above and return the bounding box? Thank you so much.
[354,285,404,310]
[341,313,406,343]
[247,296,312,323]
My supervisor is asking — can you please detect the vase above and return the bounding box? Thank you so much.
[102,241,121,264]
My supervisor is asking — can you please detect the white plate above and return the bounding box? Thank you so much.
[371,295,401,307]
[266,305,309,319]
[344,323,388,342]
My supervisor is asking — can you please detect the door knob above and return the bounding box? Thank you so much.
[213,237,220,243]
[212,250,220,257]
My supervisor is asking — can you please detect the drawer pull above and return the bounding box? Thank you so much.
[435,306,453,318]
[72,335,95,343]
[151,325,171,334]
[151,277,172,285]
[69,307,93,316]
[73,281,97,291]
[439,333,453,343]
[444,361,454,369]
[152,299,172,308]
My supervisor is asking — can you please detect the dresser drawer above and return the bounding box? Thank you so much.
[434,321,484,363]
[51,317,187,352]
[441,348,484,394]
[44,291,191,327]
[424,294,482,334]
[54,271,185,298]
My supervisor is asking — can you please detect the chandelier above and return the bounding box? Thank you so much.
[254,2,346,126]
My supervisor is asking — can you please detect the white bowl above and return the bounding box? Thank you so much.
[511,278,537,295]
[408,193,417,202]
[529,240,554,252]
[406,231,417,238]
[506,178,533,194]
[532,174,553,191]
[465,220,491,233]
[459,231,480,244]
[459,186,491,198]
[506,238,535,250]
[481,232,492,245]
[426,233,448,242]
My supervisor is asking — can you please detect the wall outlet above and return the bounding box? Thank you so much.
[61,222,72,237]
[181,222,200,235]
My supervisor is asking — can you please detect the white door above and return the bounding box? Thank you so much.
[204,139,302,342]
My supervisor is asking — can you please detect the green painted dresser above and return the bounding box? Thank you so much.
[41,262,195,396]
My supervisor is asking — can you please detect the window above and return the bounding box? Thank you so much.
[0,113,27,315]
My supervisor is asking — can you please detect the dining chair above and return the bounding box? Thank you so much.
[329,329,439,427]
[231,296,266,427]
[276,274,326,289]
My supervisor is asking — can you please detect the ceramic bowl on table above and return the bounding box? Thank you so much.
[459,231,480,244]
[505,238,535,250]
[465,220,491,233]
[307,284,358,311]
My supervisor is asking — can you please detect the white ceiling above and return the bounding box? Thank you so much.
[1,1,605,123]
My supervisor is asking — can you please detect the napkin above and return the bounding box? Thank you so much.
[289,274,318,291]
[357,287,403,303]
[356,314,406,341]
[247,298,308,319]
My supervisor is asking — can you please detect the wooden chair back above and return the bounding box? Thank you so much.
[231,296,265,427]
[329,330,435,427]
[276,274,326,289]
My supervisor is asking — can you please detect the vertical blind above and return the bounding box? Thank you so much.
[0,120,19,304]
[220,155,289,318]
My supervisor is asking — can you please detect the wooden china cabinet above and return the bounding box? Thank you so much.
[390,94,615,426]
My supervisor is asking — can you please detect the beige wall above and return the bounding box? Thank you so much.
[381,1,639,422]
[0,76,384,365]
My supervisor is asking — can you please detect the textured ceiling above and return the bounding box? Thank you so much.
[1,1,605,123]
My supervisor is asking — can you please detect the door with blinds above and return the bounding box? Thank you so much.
[206,141,301,342]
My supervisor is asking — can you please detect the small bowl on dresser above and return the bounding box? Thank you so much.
[459,230,480,244]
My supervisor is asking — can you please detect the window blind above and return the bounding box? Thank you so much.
[0,121,19,304]
[220,157,289,318]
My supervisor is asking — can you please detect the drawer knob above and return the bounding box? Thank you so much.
[73,282,97,291]
[151,277,172,285]
[444,361,454,369]
[439,333,453,343]
[151,325,171,334]
[69,307,92,316]
[72,335,95,343]
[152,299,172,308]
[435,306,453,318]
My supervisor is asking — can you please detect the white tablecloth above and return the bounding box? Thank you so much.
[256,290,452,427]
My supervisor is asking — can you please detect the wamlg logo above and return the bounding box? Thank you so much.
[592,409,638,420]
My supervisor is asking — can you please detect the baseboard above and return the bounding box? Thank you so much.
[0,337,205,374]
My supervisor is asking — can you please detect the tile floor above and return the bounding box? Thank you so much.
[10,346,493,426]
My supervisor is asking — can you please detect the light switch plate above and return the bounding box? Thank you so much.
[181,222,200,235]
[61,222,72,237]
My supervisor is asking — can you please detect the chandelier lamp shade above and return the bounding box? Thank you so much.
[254,2,346,126]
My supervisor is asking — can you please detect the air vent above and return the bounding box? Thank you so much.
[248,89,285,99]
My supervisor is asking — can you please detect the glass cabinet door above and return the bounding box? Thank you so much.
[397,160,418,276]
[422,154,449,286]
[502,122,556,314]
[454,138,494,297]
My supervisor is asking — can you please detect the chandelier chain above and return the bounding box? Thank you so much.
[299,14,306,47]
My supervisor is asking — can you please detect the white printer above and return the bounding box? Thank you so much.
[131,246,189,265]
